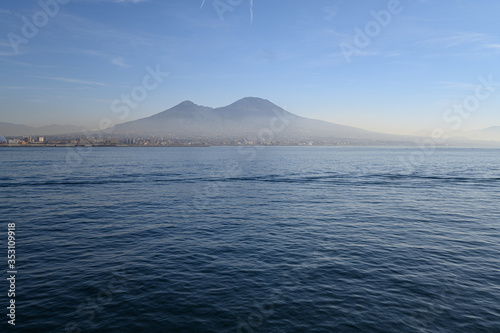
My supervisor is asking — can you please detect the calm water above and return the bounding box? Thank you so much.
[1,147,499,332]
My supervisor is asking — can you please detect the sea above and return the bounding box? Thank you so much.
[1,146,499,333]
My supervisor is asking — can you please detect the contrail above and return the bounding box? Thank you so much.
[200,0,206,9]
[250,0,253,23]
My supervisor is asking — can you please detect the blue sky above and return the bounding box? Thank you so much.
[1,0,500,135]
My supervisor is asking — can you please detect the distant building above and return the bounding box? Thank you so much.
[38,136,45,143]
[0,135,7,144]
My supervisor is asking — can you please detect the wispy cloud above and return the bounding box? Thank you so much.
[54,13,172,53]
[0,41,22,56]
[0,86,54,90]
[0,58,51,68]
[437,81,478,91]
[419,32,491,49]
[35,76,107,86]
[307,50,380,67]
[0,51,17,56]
[111,57,129,68]
[415,32,500,59]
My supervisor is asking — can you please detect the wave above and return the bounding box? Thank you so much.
[208,173,500,184]
[2,172,499,188]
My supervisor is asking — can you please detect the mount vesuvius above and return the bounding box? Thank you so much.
[110,97,406,143]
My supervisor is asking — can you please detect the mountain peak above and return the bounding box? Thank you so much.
[151,100,212,120]
[230,97,274,107]
[177,100,197,107]
[237,96,270,102]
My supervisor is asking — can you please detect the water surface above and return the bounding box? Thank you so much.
[1,147,499,332]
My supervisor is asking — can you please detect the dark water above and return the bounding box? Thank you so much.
[1,147,499,332]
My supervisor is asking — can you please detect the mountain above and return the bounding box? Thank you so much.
[111,97,405,143]
[0,122,87,136]
[415,126,500,142]
[468,126,500,142]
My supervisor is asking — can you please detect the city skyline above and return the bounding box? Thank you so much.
[1,0,500,136]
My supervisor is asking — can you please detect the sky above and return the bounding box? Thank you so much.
[1,0,500,135]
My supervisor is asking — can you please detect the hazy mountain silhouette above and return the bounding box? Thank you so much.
[415,126,500,142]
[112,97,402,141]
[468,126,500,141]
[0,122,87,136]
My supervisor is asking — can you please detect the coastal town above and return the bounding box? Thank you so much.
[0,134,396,147]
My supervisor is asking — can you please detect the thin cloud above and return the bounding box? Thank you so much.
[486,44,500,49]
[0,41,22,56]
[64,49,130,68]
[0,58,51,68]
[0,86,54,90]
[419,33,491,49]
[35,76,107,86]
[54,14,172,52]
[0,51,17,56]
[437,81,478,91]
[111,57,130,68]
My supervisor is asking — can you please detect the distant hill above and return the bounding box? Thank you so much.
[111,97,406,143]
[468,126,500,142]
[415,126,500,142]
[0,122,86,137]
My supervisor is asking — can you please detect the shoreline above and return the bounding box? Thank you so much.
[1,144,499,148]
[0,144,212,148]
